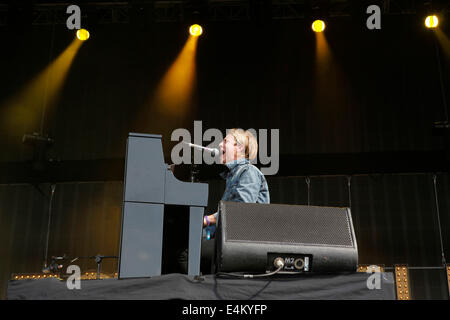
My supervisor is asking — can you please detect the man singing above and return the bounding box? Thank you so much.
[177,129,270,273]
[203,128,270,228]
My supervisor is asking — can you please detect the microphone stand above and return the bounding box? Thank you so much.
[94,255,117,279]
[190,164,199,182]
[43,184,56,271]
[189,142,199,182]
[183,142,219,183]
[70,255,118,279]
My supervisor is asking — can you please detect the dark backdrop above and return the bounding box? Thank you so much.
[0,12,449,299]
[0,15,448,162]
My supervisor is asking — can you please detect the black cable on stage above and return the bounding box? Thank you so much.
[215,258,286,279]
[347,176,352,209]
[306,176,311,206]
[215,265,284,279]
[43,184,56,270]
[432,174,447,267]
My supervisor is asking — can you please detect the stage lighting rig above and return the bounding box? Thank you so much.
[425,15,439,28]
[312,19,326,32]
[306,0,329,33]
[76,28,90,41]
[186,1,206,36]
[22,132,54,146]
[394,265,411,300]
[189,24,203,36]
[22,132,55,171]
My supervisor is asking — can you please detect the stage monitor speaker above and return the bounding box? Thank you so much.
[215,201,358,273]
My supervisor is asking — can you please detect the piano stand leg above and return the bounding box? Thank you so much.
[188,206,204,276]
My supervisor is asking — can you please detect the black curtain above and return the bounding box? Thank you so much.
[1,173,449,299]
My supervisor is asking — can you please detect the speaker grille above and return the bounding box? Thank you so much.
[223,202,354,247]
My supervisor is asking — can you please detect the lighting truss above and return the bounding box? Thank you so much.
[0,1,449,26]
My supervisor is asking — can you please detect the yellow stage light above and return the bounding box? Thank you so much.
[189,24,203,36]
[425,15,439,28]
[395,264,410,300]
[312,20,326,32]
[77,28,90,41]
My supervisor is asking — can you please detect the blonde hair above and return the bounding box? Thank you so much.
[228,128,258,160]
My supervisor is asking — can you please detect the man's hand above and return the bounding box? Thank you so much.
[203,214,217,227]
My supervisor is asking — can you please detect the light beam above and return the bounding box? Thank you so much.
[153,35,199,117]
[1,38,83,136]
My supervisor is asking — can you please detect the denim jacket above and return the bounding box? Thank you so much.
[213,158,270,220]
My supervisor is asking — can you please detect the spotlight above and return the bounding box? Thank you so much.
[77,28,90,41]
[425,15,439,28]
[312,20,326,32]
[22,133,54,146]
[189,24,203,37]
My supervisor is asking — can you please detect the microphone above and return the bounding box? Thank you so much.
[183,142,220,157]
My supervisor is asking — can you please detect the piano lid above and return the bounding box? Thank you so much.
[129,132,162,139]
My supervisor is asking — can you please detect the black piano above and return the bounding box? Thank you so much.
[118,133,208,278]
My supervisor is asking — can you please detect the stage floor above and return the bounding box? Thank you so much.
[7,272,396,300]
